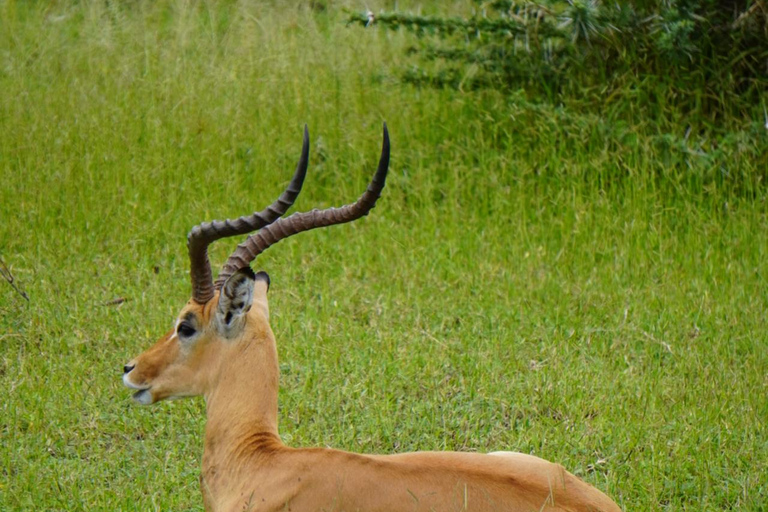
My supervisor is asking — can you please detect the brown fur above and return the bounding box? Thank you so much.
[125,280,621,512]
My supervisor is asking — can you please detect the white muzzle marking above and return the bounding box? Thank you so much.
[123,372,153,405]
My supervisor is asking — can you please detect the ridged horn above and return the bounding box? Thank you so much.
[214,123,390,289]
[188,126,310,303]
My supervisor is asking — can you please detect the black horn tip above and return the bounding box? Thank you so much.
[300,125,310,156]
[381,123,390,156]
[375,122,390,184]
[290,125,311,190]
[302,125,310,155]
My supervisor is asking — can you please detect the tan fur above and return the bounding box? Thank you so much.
[125,281,621,512]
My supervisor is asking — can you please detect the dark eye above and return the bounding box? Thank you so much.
[177,322,196,338]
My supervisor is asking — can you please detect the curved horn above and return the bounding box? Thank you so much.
[214,123,390,289]
[188,126,310,304]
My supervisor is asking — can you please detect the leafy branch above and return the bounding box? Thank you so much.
[346,1,768,122]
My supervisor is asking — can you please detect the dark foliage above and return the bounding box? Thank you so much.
[348,1,768,126]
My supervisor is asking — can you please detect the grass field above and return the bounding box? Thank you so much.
[1,1,766,510]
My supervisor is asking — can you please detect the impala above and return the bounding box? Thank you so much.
[123,124,621,512]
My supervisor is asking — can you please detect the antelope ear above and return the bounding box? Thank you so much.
[216,267,256,336]
[251,271,271,319]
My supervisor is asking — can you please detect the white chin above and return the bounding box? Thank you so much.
[132,389,153,405]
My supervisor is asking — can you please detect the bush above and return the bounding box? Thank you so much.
[348,0,768,127]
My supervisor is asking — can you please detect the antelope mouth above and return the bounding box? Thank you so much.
[131,388,153,405]
[123,373,153,404]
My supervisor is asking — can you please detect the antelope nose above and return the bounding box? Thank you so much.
[123,363,136,374]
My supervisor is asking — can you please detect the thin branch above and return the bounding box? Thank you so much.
[0,256,29,302]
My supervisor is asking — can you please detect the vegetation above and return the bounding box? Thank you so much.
[0,1,765,511]
[349,0,768,131]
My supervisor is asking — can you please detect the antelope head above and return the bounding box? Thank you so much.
[122,125,390,405]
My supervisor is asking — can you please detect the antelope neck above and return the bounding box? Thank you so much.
[202,324,282,463]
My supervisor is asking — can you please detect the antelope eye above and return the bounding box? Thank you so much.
[177,322,196,338]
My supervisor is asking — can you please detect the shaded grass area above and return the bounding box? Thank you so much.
[1,1,766,510]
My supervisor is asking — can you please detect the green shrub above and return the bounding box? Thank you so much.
[348,0,768,127]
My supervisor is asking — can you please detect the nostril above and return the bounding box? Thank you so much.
[123,363,135,374]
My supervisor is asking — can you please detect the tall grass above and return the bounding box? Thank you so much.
[0,1,766,511]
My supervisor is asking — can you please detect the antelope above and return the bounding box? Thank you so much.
[122,124,622,512]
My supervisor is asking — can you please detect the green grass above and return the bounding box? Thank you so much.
[1,1,766,510]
